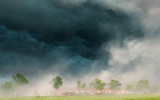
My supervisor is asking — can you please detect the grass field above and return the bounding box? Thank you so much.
[0,94,160,100]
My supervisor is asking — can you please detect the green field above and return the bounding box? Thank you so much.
[0,94,160,100]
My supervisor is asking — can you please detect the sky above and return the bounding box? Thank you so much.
[0,0,160,93]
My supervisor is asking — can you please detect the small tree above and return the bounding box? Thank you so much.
[12,73,29,96]
[77,80,81,91]
[136,79,149,93]
[126,84,134,92]
[77,80,86,92]
[0,82,15,96]
[89,78,106,92]
[108,79,121,92]
[51,76,63,96]
[12,73,29,86]
[81,83,87,89]
[150,86,159,93]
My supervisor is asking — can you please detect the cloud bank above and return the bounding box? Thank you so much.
[0,0,160,91]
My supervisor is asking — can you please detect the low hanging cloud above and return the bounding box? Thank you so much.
[100,37,160,85]
[0,0,160,88]
[98,0,160,85]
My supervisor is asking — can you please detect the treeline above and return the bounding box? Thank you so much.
[0,74,159,97]
[76,79,159,93]
[51,76,160,95]
[0,73,29,96]
[126,80,159,93]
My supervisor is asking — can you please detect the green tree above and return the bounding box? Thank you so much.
[12,73,29,96]
[0,82,15,96]
[77,80,86,92]
[136,79,149,92]
[81,83,87,89]
[126,84,134,91]
[89,78,106,92]
[12,73,29,86]
[77,80,81,90]
[108,79,121,92]
[51,76,63,96]
[150,86,159,93]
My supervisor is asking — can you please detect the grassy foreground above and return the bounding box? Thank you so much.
[0,94,160,100]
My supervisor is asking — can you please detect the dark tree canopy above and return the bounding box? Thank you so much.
[52,76,63,90]
[12,73,29,86]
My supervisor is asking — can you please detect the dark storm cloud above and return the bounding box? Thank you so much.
[0,0,143,76]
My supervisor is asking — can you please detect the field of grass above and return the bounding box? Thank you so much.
[0,94,160,100]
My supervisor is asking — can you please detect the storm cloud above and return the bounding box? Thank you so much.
[0,0,159,85]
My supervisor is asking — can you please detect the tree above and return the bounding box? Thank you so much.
[77,80,81,90]
[136,79,149,92]
[77,80,86,92]
[126,84,134,91]
[150,86,159,93]
[51,76,63,96]
[0,82,15,96]
[89,78,106,92]
[108,79,121,92]
[12,73,29,86]
[12,73,29,96]
[81,82,87,89]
